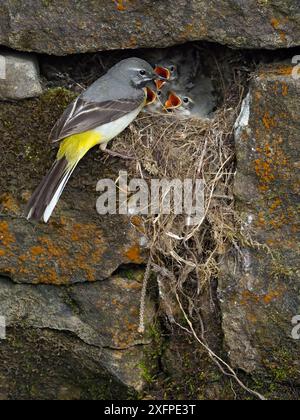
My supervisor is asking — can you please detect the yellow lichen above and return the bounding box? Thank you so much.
[0,193,20,214]
[125,245,143,264]
[0,221,16,247]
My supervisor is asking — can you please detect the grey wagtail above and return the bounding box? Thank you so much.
[25,58,166,223]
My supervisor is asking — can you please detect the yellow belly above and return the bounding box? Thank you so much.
[57,100,145,166]
[57,131,101,166]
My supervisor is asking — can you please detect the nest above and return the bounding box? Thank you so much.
[110,80,247,320]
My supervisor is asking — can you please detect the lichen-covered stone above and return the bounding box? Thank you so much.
[219,64,300,383]
[0,88,147,284]
[0,1,299,55]
[0,270,155,398]
[0,52,42,100]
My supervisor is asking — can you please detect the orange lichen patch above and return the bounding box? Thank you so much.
[279,31,286,42]
[255,159,275,185]
[0,193,20,214]
[112,276,142,291]
[269,213,288,230]
[256,204,296,231]
[270,18,287,42]
[281,83,288,96]
[135,19,142,30]
[257,211,266,227]
[255,91,262,101]
[30,246,44,256]
[241,289,283,306]
[258,66,293,78]
[262,112,277,130]
[123,281,142,290]
[269,198,282,214]
[263,290,281,305]
[247,313,258,324]
[130,306,139,317]
[125,245,143,264]
[0,221,16,247]
[39,237,62,258]
[111,318,142,348]
[240,290,260,306]
[128,35,137,48]
[111,298,122,307]
[291,223,300,234]
[274,66,293,76]
[130,215,143,228]
[254,132,290,194]
[14,221,108,284]
[271,18,280,29]
[130,215,146,234]
[0,249,5,257]
[179,22,197,41]
[114,0,126,11]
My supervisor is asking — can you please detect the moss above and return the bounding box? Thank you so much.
[41,0,52,6]
[0,326,131,400]
[139,323,164,386]
[270,259,298,279]
[264,348,300,384]
[0,87,77,191]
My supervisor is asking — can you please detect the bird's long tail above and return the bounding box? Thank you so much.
[25,158,77,223]
[25,131,101,223]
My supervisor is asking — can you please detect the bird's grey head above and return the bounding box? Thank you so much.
[108,58,157,89]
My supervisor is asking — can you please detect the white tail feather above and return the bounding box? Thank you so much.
[43,165,77,223]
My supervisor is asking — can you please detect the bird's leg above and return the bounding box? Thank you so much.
[99,142,135,160]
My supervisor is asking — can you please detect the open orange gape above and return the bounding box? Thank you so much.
[154,66,171,89]
[145,86,157,106]
[164,92,182,110]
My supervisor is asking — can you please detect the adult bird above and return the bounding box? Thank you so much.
[25,58,162,223]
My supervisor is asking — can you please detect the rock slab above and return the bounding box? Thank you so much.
[0,88,147,285]
[0,1,299,55]
[0,272,155,399]
[220,64,300,384]
[0,53,42,100]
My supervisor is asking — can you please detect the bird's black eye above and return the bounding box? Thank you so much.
[183,97,190,104]
[170,66,176,73]
[139,70,146,76]
[157,90,162,96]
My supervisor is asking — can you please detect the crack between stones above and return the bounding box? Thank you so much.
[8,324,152,352]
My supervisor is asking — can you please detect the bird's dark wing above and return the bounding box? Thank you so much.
[49,95,145,143]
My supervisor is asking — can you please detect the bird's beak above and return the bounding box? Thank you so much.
[154,66,170,89]
[145,87,157,106]
[164,92,182,110]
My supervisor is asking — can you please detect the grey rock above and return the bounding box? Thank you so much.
[0,88,147,285]
[220,64,300,382]
[0,53,42,100]
[0,1,299,55]
[0,272,155,398]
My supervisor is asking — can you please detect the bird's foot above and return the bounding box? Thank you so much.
[101,147,135,160]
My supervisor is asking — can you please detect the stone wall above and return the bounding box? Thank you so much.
[220,64,300,385]
[0,1,299,55]
[0,12,299,399]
